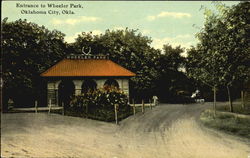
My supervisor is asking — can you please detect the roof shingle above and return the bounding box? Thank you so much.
[41,59,136,77]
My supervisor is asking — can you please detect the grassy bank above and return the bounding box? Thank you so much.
[215,101,250,115]
[200,109,250,139]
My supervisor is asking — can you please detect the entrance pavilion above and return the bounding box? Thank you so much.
[41,53,136,106]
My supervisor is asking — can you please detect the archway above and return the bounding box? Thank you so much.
[104,79,119,89]
[81,79,97,93]
[58,80,75,107]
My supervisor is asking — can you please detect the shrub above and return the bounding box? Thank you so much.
[67,86,131,121]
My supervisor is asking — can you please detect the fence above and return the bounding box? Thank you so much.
[113,99,158,125]
[11,99,64,115]
[129,99,158,114]
[10,98,158,126]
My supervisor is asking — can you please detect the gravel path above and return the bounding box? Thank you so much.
[1,103,250,158]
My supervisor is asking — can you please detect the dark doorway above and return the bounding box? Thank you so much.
[104,79,119,89]
[58,80,75,107]
[81,79,97,93]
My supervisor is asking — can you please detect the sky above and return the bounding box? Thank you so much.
[2,1,240,52]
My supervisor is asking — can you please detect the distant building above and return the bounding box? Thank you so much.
[41,53,135,107]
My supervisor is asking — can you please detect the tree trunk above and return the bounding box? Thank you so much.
[241,90,245,109]
[227,85,233,112]
[2,90,9,113]
[213,86,217,117]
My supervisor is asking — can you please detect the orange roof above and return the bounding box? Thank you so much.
[41,59,136,77]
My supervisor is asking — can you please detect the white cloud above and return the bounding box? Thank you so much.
[152,38,193,49]
[112,26,125,30]
[64,30,103,43]
[142,29,151,35]
[147,16,157,21]
[91,30,103,35]
[147,11,191,21]
[52,16,101,25]
[151,34,196,56]
[64,32,81,43]
[158,12,191,18]
[175,34,192,39]
[112,27,151,35]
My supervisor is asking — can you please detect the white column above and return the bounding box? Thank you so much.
[72,80,83,95]
[116,79,123,90]
[55,80,61,89]
[122,79,129,95]
[47,81,58,106]
[96,79,106,89]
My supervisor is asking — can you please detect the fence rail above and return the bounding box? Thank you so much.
[11,107,63,112]
[129,103,156,107]
[10,99,64,115]
[9,98,159,126]
[127,99,158,117]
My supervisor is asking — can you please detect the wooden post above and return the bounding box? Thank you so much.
[133,99,136,115]
[213,86,217,117]
[241,90,245,109]
[62,102,64,115]
[142,100,144,114]
[149,99,152,110]
[48,99,52,114]
[114,104,118,125]
[86,103,88,118]
[35,101,38,113]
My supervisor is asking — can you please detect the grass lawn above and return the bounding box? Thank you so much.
[200,108,250,139]
[216,101,250,115]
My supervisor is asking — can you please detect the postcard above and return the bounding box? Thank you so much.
[1,1,249,158]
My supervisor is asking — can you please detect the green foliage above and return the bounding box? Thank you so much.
[71,29,161,99]
[200,109,250,139]
[2,18,68,108]
[68,87,131,121]
[156,44,195,102]
[2,18,194,107]
[72,30,193,102]
[186,2,250,109]
[187,2,250,88]
[216,102,250,115]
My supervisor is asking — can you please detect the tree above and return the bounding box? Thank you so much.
[216,2,250,111]
[186,2,250,113]
[71,30,192,103]
[2,18,67,110]
[71,29,161,101]
[186,46,222,115]
[156,44,194,102]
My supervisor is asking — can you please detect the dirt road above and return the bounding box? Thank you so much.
[1,103,250,158]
